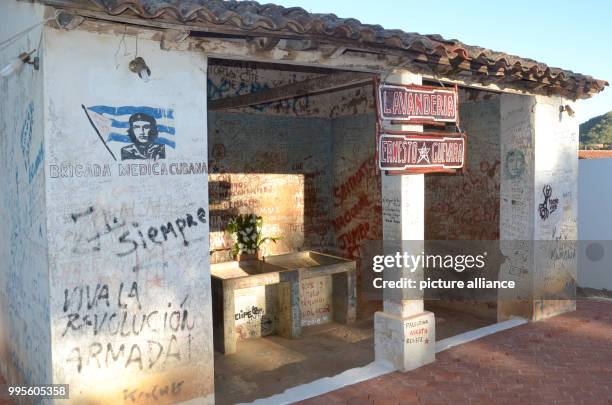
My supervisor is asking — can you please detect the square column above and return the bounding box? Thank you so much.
[43,27,215,403]
[374,71,435,371]
[499,94,578,321]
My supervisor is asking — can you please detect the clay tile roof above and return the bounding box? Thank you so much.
[578,150,612,159]
[42,0,608,99]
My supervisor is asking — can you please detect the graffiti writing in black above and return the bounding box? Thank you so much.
[538,185,559,221]
[66,334,191,373]
[62,283,194,338]
[70,206,207,262]
[234,306,264,321]
[124,380,184,403]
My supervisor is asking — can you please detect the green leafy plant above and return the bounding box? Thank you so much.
[226,214,282,257]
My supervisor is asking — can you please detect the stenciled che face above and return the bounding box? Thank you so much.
[121,112,166,161]
[132,120,153,144]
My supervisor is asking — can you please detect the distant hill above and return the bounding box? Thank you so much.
[580,111,612,149]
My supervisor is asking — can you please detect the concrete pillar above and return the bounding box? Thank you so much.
[499,94,578,321]
[0,1,51,389]
[42,26,214,404]
[374,71,435,372]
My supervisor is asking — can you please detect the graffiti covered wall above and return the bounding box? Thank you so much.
[43,26,213,404]
[331,114,382,259]
[208,112,334,263]
[208,61,380,321]
[0,1,51,390]
[207,59,375,119]
[425,91,501,240]
[532,95,578,320]
[497,93,579,321]
[208,60,378,264]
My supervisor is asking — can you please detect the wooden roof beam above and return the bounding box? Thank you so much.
[209,71,374,111]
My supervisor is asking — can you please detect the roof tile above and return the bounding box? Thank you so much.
[44,0,608,98]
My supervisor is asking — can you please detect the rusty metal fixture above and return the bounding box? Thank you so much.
[560,104,575,117]
[19,50,39,70]
[1,50,39,77]
[128,56,151,82]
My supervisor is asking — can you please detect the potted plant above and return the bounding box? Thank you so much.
[226,214,282,261]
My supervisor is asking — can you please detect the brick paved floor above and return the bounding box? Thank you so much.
[0,372,10,405]
[299,299,612,405]
[1,300,610,404]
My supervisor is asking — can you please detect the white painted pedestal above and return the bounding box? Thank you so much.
[374,311,435,372]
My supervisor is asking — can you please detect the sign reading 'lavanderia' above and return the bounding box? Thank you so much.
[378,84,458,123]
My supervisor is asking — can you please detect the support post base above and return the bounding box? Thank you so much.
[374,310,435,372]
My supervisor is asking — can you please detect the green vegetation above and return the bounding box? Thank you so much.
[580,111,612,149]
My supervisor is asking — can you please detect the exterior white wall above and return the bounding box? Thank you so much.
[578,158,612,290]
[0,1,51,388]
[532,96,578,320]
[578,159,612,240]
[499,93,579,321]
[500,94,536,241]
[533,95,578,242]
[43,25,213,404]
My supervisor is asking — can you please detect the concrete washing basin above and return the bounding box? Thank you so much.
[211,251,356,354]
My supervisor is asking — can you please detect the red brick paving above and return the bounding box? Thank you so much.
[299,299,612,405]
[0,372,12,405]
[1,300,610,404]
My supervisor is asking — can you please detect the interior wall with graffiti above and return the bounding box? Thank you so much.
[425,90,502,241]
[207,59,376,119]
[208,112,334,263]
[331,114,382,258]
[0,1,51,391]
[207,60,378,265]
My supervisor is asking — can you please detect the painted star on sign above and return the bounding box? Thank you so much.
[417,143,431,164]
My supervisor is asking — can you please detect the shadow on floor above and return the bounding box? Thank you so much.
[214,306,496,404]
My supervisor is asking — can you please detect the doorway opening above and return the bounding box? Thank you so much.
[207,60,502,404]
[424,85,502,334]
[207,58,380,404]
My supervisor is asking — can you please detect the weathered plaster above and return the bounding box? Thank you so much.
[208,112,333,263]
[425,91,501,241]
[207,60,375,119]
[330,113,381,259]
[375,70,435,372]
[43,26,213,403]
[498,93,578,321]
[0,0,52,392]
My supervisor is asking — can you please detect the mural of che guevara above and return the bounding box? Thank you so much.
[121,112,166,160]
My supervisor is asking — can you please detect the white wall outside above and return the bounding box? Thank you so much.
[578,158,612,290]
[43,26,214,403]
[0,0,51,388]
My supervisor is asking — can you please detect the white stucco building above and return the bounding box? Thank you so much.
[0,0,607,403]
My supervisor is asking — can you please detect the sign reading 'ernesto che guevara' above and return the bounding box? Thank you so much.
[379,133,465,171]
[378,84,458,123]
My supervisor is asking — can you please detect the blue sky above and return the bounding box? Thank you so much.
[272,0,611,123]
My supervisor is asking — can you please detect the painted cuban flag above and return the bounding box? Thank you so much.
[85,105,176,149]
